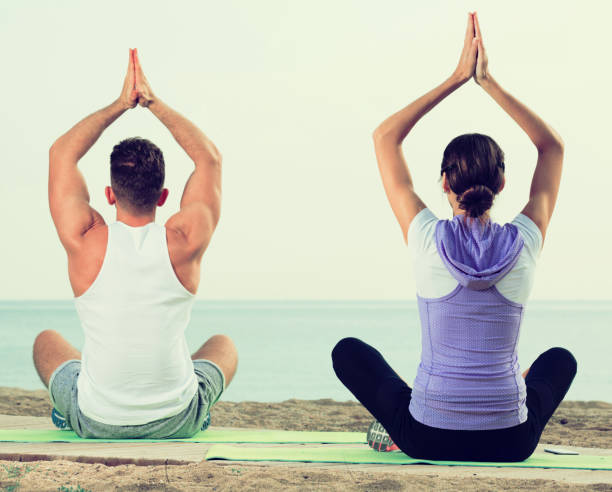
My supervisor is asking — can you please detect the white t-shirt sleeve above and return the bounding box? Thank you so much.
[407,208,439,257]
[494,214,543,304]
[512,213,543,261]
[407,210,543,303]
[407,209,458,299]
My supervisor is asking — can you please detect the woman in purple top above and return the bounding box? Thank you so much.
[332,13,576,461]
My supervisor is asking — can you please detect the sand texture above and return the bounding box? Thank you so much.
[1,387,610,448]
[0,387,610,491]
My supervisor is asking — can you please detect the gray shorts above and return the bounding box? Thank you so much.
[48,359,225,439]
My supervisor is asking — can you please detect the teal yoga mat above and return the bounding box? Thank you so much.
[0,429,366,444]
[205,445,612,470]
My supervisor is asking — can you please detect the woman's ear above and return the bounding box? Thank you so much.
[441,173,451,194]
[498,176,506,193]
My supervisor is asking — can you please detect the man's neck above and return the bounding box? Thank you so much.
[115,208,156,227]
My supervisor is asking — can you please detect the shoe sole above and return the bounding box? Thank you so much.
[367,421,399,452]
[51,408,71,430]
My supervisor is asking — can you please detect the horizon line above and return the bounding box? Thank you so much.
[1,298,610,303]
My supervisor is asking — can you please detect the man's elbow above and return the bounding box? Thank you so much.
[205,141,222,166]
[211,145,222,165]
[49,140,68,162]
[195,148,222,168]
[49,142,60,160]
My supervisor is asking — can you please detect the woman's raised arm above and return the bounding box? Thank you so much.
[374,13,479,241]
[473,13,564,240]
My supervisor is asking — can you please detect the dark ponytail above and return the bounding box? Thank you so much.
[440,133,505,219]
[458,185,495,218]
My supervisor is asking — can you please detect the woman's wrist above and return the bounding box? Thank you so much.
[477,73,496,92]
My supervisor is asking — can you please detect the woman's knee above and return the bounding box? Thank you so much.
[541,347,577,377]
[331,337,362,365]
[331,337,373,383]
[529,347,577,392]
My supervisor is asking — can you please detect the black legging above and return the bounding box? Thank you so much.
[332,337,577,462]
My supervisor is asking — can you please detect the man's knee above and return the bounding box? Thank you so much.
[33,330,60,354]
[205,335,238,368]
[208,334,237,354]
[202,334,238,386]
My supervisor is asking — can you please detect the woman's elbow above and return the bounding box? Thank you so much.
[372,126,399,147]
[537,135,564,155]
[372,126,384,144]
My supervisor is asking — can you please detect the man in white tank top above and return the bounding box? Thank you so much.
[33,49,238,438]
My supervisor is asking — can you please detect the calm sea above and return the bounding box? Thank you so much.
[0,300,610,403]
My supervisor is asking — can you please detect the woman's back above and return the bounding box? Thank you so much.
[408,209,542,429]
[408,210,542,304]
[333,12,575,461]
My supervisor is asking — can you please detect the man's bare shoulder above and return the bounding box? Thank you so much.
[67,223,108,297]
[165,224,189,255]
[165,205,215,257]
[165,224,201,295]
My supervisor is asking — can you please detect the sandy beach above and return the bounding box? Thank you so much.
[0,387,610,491]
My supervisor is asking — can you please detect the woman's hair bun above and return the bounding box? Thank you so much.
[441,133,505,218]
[458,185,494,218]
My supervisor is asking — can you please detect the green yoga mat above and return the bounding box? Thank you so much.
[205,445,612,470]
[0,429,366,444]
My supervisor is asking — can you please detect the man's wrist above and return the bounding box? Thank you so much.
[147,97,166,116]
[113,98,132,113]
[448,72,467,88]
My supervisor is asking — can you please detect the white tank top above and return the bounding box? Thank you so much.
[74,221,198,425]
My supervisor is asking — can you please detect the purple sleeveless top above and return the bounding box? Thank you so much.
[408,215,528,430]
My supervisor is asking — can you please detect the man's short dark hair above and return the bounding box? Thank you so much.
[110,137,165,214]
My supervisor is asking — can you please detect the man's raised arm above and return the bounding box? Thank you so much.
[134,50,222,258]
[49,49,139,251]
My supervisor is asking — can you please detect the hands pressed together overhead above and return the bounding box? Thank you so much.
[117,12,487,113]
[453,12,489,86]
[119,48,155,110]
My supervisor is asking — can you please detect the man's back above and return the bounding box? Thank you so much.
[35,49,237,439]
[67,221,201,298]
[75,222,197,425]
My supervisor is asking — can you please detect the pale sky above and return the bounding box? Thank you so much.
[1,1,610,300]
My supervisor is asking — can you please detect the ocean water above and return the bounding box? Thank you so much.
[0,300,610,403]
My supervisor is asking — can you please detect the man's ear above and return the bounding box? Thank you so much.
[157,188,169,207]
[105,186,117,206]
